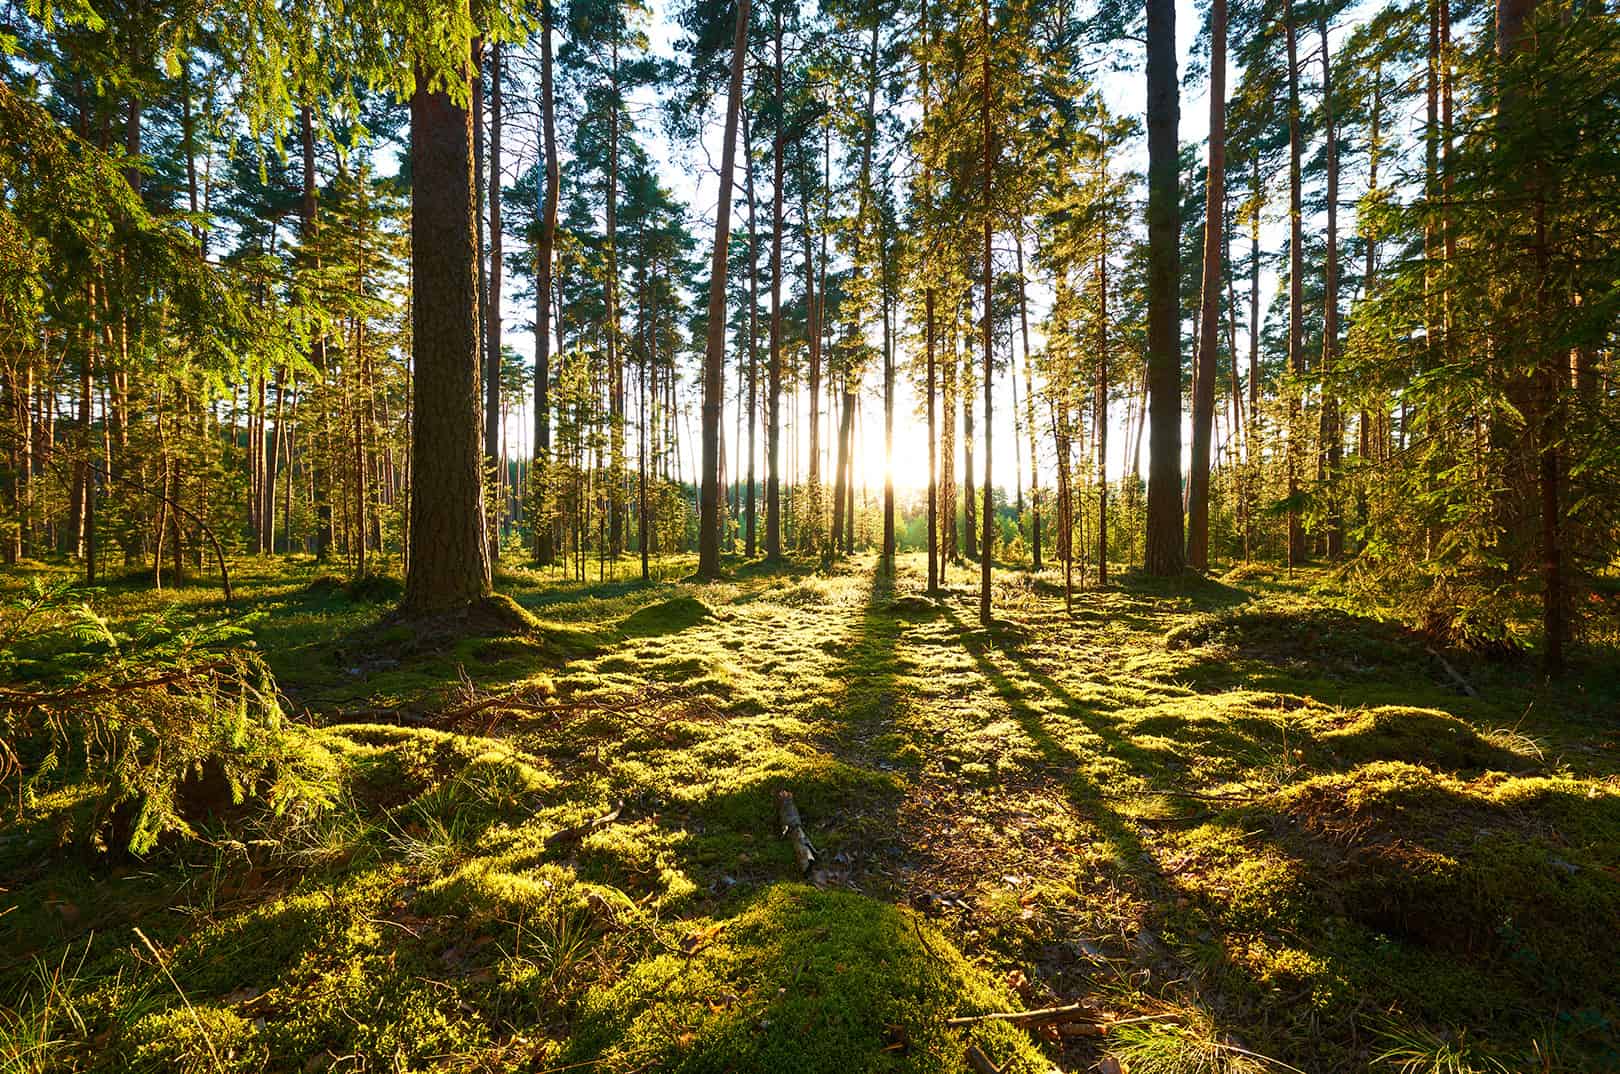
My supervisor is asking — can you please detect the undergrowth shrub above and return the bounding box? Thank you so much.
[1,579,335,855]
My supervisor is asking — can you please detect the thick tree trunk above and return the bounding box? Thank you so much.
[1143,0,1184,575]
[401,49,493,613]
[486,42,503,561]
[1186,0,1225,572]
[698,0,751,579]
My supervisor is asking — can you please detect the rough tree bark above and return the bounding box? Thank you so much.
[698,0,751,579]
[485,42,503,562]
[1143,0,1184,576]
[401,47,493,614]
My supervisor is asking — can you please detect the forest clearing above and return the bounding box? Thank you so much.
[2,555,1617,1072]
[4,0,1620,1065]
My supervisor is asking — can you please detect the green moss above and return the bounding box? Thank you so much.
[1306,706,1532,772]
[564,885,1046,1074]
[127,1005,265,1073]
[619,594,719,637]
[7,554,1617,1074]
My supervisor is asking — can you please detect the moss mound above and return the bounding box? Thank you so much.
[1304,705,1533,773]
[1165,599,1430,678]
[345,572,403,603]
[564,885,1047,1074]
[374,593,600,661]
[619,594,718,637]
[1272,763,1620,1001]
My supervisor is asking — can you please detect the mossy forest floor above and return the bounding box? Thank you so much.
[4,552,1619,1073]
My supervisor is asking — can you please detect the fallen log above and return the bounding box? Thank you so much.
[776,790,817,877]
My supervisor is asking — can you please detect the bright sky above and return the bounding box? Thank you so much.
[485,0,1334,501]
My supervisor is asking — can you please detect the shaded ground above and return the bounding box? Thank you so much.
[3,552,1618,1072]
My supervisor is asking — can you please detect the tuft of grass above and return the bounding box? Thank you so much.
[1372,1022,1511,1074]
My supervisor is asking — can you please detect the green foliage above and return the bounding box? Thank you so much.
[0,579,335,855]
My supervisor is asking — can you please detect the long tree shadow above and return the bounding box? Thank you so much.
[936,606,1166,879]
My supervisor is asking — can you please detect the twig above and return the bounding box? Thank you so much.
[964,1044,1005,1074]
[134,927,224,1073]
[776,790,817,878]
[1110,788,1262,804]
[0,661,232,709]
[1426,646,1479,698]
[948,1001,1098,1028]
[548,802,623,847]
[911,916,944,965]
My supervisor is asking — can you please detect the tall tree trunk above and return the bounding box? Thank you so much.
[1495,0,1561,674]
[1143,0,1184,575]
[882,227,896,566]
[743,109,760,558]
[800,148,822,552]
[1096,247,1109,585]
[927,288,939,591]
[1317,5,1343,560]
[921,0,939,590]
[1017,233,1040,570]
[765,2,786,561]
[486,42,503,561]
[1248,153,1261,424]
[302,105,333,561]
[698,0,751,579]
[640,260,651,581]
[1186,0,1225,571]
[979,0,994,624]
[963,340,977,561]
[942,322,957,566]
[1284,0,1306,566]
[607,33,625,559]
[534,1,559,565]
[401,43,493,613]
[831,377,852,558]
